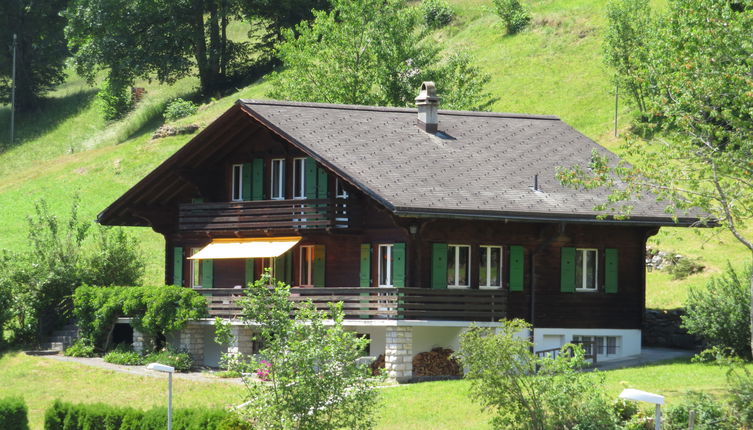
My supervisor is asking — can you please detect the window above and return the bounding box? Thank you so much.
[573,335,619,357]
[190,247,203,288]
[479,246,502,289]
[576,248,598,291]
[231,164,243,201]
[293,157,306,199]
[271,159,285,200]
[378,244,393,287]
[335,178,348,198]
[299,245,313,286]
[447,245,470,288]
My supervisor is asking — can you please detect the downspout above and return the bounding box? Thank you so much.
[529,222,567,345]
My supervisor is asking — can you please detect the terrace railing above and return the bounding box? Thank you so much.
[193,287,506,322]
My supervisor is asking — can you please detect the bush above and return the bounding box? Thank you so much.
[83,227,145,287]
[727,361,753,428]
[144,349,193,373]
[667,256,704,280]
[99,78,132,121]
[664,391,733,430]
[163,98,197,122]
[682,263,751,359]
[0,397,29,430]
[64,339,96,358]
[492,0,531,34]
[44,400,244,430]
[103,347,143,366]
[421,0,454,29]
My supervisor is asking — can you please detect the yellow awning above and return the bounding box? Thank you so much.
[188,237,301,260]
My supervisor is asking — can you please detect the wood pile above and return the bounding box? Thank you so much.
[370,354,385,376]
[412,347,461,377]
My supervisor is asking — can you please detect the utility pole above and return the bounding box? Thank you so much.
[10,33,17,145]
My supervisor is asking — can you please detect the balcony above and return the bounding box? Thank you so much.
[194,287,507,322]
[178,198,357,232]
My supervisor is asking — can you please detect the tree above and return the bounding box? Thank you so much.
[0,0,69,111]
[561,0,753,356]
[268,0,495,110]
[217,273,380,430]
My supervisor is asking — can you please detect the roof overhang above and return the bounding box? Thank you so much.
[188,237,301,260]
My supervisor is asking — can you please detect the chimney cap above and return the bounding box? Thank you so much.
[415,81,440,104]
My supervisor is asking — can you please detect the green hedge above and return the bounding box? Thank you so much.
[0,397,29,430]
[44,400,250,430]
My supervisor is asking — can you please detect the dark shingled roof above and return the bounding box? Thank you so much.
[238,100,696,226]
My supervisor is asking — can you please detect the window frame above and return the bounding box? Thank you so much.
[479,245,503,289]
[573,335,619,357]
[575,248,599,292]
[270,158,285,200]
[299,245,314,286]
[293,157,306,199]
[231,164,243,202]
[447,244,471,289]
[377,244,393,287]
[189,247,203,288]
[335,177,349,198]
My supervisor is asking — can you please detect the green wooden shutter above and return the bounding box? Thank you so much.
[245,259,254,286]
[305,157,317,199]
[509,245,524,292]
[604,248,618,293]
[201,260,213,288]
[359,244,371,287]
[431,243,448,289]
[317,166,328,199]
[274,252,293,285]
[241,163,252,201]
[392,243,406,287]
[252,158,264,200]
[313,245,326,287]
[173,247,183,286]
[560,247,576,293]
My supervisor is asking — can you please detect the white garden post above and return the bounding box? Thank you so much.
[618,388,664,430]
[147,362,175,430]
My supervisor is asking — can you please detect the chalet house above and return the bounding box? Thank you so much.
[98,82,696,380]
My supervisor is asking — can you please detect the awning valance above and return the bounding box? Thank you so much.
[188,237,301,260]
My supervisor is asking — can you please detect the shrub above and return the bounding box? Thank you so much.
[0,397,29,430]
[163,98,197,122]
[421,0,454,29]
[492,0,531,35]
[103,347,143,366]
[83,227,145,287]
[64,339,96,358]
[144,349,193,373]
[664,391,733,430]
[727,361,753,428]
[667,256,704,280]
[99,77,133,121]
[682,263,751,359]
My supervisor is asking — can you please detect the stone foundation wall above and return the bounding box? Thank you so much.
[229,326,255,356]
[643,309,700,350]
[178,323,206,364]
[385,326,413,382]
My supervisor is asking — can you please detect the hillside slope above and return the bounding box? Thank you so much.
[0,0,748,307]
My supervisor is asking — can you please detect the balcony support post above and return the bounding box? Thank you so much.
[384,326,413,382]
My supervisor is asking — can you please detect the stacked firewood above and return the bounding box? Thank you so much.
[370,354,385,376]
[412,347,461,377]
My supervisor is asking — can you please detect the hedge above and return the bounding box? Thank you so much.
[0,397,29,430]
[44,400,250,430]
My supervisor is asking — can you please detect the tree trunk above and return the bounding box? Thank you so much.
[749,253,753,359]
[191,0,212,95]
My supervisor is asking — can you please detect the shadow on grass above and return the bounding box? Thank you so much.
[0,89,98,149]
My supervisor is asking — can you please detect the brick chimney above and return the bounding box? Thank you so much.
[415,81,440,133]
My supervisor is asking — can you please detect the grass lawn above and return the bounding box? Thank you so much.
[0,351,746,429]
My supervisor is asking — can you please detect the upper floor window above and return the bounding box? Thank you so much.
[231,164,243,201]
[378,244,393,287]
[271,159,285,200]
[479,246,502,289]
[335,178,348,198]
[576,248,598,291]
[293,157,306,199]
[447,244,470,288]
[299,245,314,286]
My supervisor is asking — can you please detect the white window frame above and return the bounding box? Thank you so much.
[335,178,349,198]
[293,157,306,200]
[479,245,503,289]
[190,247,203,288]
[231,164,243,201]
[447,244,471,289]
[573,335,619,357]
[378,244,393,287]
[271,159,285,200]
[299,245,314,286]
[575,248,598,292]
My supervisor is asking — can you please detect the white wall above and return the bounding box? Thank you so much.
[533,328,641,361]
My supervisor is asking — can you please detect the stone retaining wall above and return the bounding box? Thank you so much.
[643,309,700,350]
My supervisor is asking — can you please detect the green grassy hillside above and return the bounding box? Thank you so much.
[0,0,749,306]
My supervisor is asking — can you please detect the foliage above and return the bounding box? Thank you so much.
[667,256,704,280]
[0,0,68,112]
[164,98,198,122]
[664,391,733,430]
[492,0,531,35]
[98,77,133,121]
[143,349,194,373]
[454,319,620,430]
[64,339,96,358]
[44,400,246,430]
[421,0,454,29]
[72,285,207,352]
[727,360,753,427]
[103,346,143,366]
[682,264,751,359]
[0,397,29,430]
[218,272,380,430]
[269,0,494,111]
[83,227,145,287]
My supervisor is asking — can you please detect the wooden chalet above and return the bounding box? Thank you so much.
[98,82,697,380]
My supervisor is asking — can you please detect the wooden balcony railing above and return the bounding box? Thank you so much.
[178,198,358,232]
[193,287,506,322]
